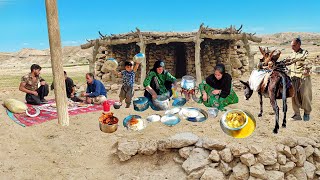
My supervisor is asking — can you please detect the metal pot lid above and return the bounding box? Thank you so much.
[165,107,181,115]
[146,114,161,122]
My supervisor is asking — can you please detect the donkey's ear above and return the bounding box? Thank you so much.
[269,50,276,59]
[259,46,266,57]
[239,80,249,86]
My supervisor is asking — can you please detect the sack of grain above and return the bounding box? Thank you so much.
[4,99,28,113]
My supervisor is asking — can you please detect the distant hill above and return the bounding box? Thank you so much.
[258,32,320,45]
[0,46,92,68]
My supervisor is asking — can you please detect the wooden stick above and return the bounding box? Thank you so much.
[45,0,69,126]
[194,23,204,85]
[136,28,146,85]
[90,39,99,74]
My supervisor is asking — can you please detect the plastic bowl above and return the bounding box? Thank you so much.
[221,109,248,131]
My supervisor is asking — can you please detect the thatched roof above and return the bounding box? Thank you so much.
[81,24,262,49]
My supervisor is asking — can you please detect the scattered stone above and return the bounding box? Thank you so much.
[230,162,249,180]
[278,154,287,165]
[200,168,225,180]
[295,146,306,167]
[157,140,168,151]
[208,150,220,162]
[195,138,203,148]
[173,155,185,164]
[283,145,292,158]
[304,145,314,158]
[265,170,284,180]
[116,140,140,161]
[187,168,205,180]
[276,144,285,153]
[179,146,194,159]
[240,153,255,167]
[209,163,219,168]
[282,137,298,148]
[202,138,226,150]
[182,148,210,174]
[249,163,266,179]
[219,148,233,163]
[219,161,232,176]
[307,156,314,164]
[265,163,280,171]
[314,148,320,158]
[138,140,158,156]
[285,174,298,180]
[297,137,317,147]
[248,145,262,155]
[280,161,296,173]
[288,167,307,180]
[257,150,277,165]
[304,161,316,179]
[231,145,249,157]
[166,132,199,148]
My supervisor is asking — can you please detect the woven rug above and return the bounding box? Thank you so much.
[6,99,103,127]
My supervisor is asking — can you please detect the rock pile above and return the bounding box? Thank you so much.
[115,132,320,180]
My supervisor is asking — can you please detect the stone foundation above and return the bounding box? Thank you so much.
[115,133,320,180]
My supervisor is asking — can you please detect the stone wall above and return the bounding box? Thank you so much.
[95,40,250,86]
[115,133,320,180]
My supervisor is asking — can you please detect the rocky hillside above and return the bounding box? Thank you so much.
[258,32,320,45]
[0,46,92,68]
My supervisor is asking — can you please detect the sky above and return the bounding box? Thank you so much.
[0,0,319,52]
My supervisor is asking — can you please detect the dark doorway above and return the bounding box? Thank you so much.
[174,43,186,78]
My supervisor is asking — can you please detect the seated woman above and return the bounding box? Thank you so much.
[198,64,238,111]
[143,60,177,101]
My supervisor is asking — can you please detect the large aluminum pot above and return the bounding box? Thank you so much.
[181,75,196,90]
[152,95,170,111]
[133,53,145,64]
[133,97,149,112]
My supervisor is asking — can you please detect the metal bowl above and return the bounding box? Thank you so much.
[133,53,146,63]
[172,97,187,107]
[221,109,248,131]
[161,115,181,126]
[133,97,149,111]
[179,107,208,122]
[123,115,146,131]
[146,114,161,122]
[113,102,121,109]
[152,95,170,111]
[99,122,118,133]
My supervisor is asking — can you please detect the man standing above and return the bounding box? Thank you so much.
[19,64,49,105]
[81,73,107,104]
[285,38,312,121]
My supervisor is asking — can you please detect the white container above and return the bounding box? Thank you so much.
[133,53,145,63]
[181,75,196,90]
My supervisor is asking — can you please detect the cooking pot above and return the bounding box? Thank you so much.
[181,75,196,90]
[133,97,149,111]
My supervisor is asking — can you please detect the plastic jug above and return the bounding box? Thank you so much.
[103,101,110,112]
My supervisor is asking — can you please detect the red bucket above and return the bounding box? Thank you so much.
[103,101,110,112]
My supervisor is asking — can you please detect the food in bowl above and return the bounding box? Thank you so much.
[127,117,145,131]
[225,111,246,128]
[99,112,119,124]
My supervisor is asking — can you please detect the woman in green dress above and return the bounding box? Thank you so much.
[198,64,238,111]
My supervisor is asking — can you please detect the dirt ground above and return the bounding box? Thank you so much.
[0,65,319,180]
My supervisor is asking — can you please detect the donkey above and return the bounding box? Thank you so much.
[240,47,294,134]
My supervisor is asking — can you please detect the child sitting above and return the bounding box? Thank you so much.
[113,60,140,108]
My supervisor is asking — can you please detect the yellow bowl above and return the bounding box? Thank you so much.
[221,109,248,131]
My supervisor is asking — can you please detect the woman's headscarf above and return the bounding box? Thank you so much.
[151,60,165,74]
[206,63,229,89]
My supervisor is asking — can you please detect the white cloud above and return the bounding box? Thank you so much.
[22,42,29,46]
[245,26,266,33]
[39,42,45,46]
[62,40,81,46]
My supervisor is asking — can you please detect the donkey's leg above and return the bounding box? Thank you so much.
[270,88,280,134]
[258,92,263,117]
[281,74,287,128]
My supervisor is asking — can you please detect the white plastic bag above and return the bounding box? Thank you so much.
[249,70,267,91]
